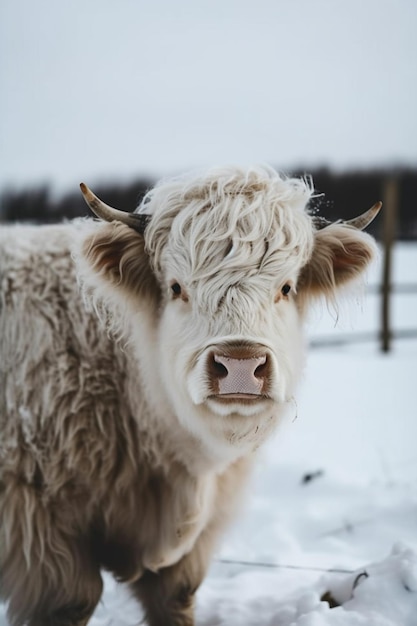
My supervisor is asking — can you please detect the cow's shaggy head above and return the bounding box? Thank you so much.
[80,166,379,467]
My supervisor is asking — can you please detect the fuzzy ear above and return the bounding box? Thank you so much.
[82,222,160,303]
[298,223,377,301]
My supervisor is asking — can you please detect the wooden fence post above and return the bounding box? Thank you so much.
[381,177,399,352]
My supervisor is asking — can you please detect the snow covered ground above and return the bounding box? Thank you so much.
[1,243,416,625]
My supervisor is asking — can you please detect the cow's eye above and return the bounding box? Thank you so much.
[171,282,182,297]
[281,284,291,297]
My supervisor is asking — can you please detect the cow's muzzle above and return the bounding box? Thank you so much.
[207,342,272,401]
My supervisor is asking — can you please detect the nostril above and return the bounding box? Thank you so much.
[254,356,268,379]
[212,357,228,379]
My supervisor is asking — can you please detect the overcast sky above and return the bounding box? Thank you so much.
[1,0,416,193]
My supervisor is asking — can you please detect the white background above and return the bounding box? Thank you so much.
[1,0,417,192]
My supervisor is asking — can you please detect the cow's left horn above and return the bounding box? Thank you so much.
[344,201,382,231]
[313,201,382,231]
[80,183,151,233]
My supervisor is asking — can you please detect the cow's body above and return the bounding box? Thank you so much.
[0,167,378,625]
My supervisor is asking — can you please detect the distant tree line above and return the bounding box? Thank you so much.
[0,168,416,240]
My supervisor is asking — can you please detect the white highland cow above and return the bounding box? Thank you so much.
[0,166,380,626]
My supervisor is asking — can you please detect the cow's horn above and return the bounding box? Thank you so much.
[313,201,382,231]
[80,183,151,233]
[344,201,382,231]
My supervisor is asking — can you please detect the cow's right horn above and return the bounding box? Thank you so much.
[80,183,151,234]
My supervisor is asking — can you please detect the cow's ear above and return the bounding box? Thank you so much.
[298,223,377,301]
[82,222,160,303]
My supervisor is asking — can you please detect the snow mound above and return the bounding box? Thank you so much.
[196,544,417,626]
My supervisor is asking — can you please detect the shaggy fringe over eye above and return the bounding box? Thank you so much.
[138,166,315,310]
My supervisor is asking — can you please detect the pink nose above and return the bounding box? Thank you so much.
[211,353,269,396]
